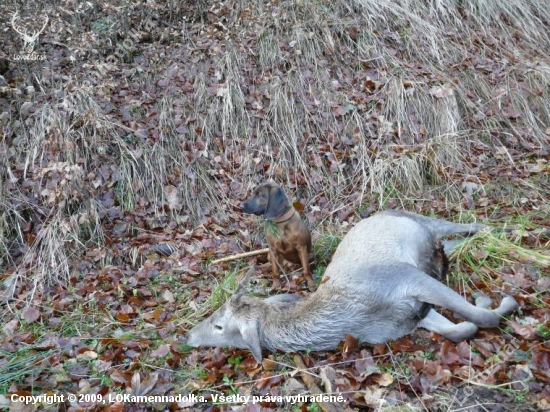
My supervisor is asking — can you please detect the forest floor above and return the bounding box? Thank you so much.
[1,0,549,410]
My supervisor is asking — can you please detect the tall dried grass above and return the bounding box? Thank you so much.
[2,0,549,298]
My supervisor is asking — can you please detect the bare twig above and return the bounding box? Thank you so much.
[210,248,270,265]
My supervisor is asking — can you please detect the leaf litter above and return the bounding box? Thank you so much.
[0,0,549,410]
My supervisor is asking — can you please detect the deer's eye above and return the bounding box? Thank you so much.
[214,325,223,330]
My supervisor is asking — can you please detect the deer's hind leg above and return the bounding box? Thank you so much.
[417,291,517,341]
[382,210,487,238]
[418,309,478,341]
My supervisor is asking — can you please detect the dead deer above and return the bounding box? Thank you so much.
[185,210,518,362]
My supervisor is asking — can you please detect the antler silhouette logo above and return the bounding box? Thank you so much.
[11,11,49,54]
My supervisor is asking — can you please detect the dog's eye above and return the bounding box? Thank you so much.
[214,325,223,330]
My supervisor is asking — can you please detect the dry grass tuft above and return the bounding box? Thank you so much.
[451,229,550,271]
[3,0,549,302]
[449,228,549,306]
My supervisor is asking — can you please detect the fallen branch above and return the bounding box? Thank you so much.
[293,355,341,412]
[210,248,270,265]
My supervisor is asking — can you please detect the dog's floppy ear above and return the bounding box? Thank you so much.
[265,186,290,219]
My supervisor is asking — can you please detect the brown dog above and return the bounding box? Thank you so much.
[240,182,314,290]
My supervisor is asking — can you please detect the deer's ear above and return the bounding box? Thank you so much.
[239,318,263,363]
[234,266,254,301]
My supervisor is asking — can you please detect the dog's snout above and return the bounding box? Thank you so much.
[240,199,255,214]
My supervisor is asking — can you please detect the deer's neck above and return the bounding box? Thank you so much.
[259,292,357,352]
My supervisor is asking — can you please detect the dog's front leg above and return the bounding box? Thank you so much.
[268,249,282,290]
[297,244,314,290]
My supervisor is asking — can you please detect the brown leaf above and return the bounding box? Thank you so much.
[77,350,98,360]
[390,336,415,352]
[456,341,485,366]
[372,372,394,386]
[258,373,284,391]
[421,361,451,393]
[439,340,460,365]
[35,335,58,350]
[165,185,182,211]
[103,403,124,412]
[130,372,158,396]
[261,357,278,371]
[348,26,359,40]
[509,321,538,339]
[354,349,379,376]
[363,387,386,408]
[95,359,113,373]
[364,79,378,92]
[142,308,163,321]
[471,249,488,260]
[429,84,454,98]
[3,319,19,335]
[472,339,497,357]
[503,107,521,119]
[150,344,170,358]
[120,304,134,314]
[532,352,550,371]
[162,289,175,303]
[331,105,346,116]
[293,201,305,212]
[372,344,386,356]
[110,369,130,384]
[23,307,40,323]
[341,334,359,357]
[510,262,535,289]
[115,313,130,323]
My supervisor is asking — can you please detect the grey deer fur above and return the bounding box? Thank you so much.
[185,210,518,362]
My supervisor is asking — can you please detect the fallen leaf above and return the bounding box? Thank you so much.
[77,350,99,360]
[261,357,278,371]
[429,84,454,98]
[341,334,359,357]
[104,403,124,412]
[362,387,387,407]
[373,372,394,386]
[165,185,182,211]
[439,340,460,365]
[503,107,521,119]
[163,289,175,303]
[23,307,40,323]
[110,370,130,384]
[150,344,170,358]
[3,319,19,335]
[130,372,158,396]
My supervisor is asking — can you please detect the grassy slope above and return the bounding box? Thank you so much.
[1,0,549,410]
